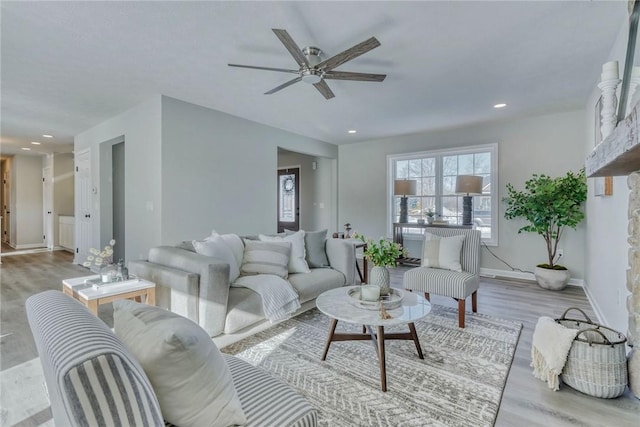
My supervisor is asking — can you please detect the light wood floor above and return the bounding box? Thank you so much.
[1,252,639,426]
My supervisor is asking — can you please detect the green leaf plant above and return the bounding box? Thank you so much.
[503,169,587,270]
[353,233,407,267]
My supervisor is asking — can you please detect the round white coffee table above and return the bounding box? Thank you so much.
[316,286,431,392]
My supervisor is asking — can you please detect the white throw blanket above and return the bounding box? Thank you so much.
[530,316,579,391]
[232,275,301,322]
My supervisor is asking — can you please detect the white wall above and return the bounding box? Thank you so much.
[339,110,587,278]
[583,18,630,334]
[12,155,44,247]
[160,96,338,243]
[75,96,162,261]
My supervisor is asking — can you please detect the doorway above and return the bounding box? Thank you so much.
[112,142,125,261]
[277,167,299,232]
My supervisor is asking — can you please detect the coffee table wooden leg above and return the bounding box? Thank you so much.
[377,326,387,392]
[87,299,99,316]
[146,288,156,306]
[322,318,339,361]
[408,322,424,359]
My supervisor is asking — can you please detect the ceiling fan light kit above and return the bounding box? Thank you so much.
[229,29,386,99]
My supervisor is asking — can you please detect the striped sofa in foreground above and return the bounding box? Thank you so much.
[403,227,481,328]
[26,290,317,427]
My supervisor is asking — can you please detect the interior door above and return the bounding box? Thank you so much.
[43,166,53,249]
[75,150,92,265]
[277,168,300,233]
[2,170,9,244]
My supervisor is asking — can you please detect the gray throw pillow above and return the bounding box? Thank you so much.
[240,239,291,278]
[285,229,329,268]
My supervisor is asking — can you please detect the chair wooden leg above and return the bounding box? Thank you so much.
[472,291,478,313]
[457,299,465,328]
[424,292,430,301]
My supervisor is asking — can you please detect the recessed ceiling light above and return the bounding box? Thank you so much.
[42,134,53,138]
[348,130,357,134]
[31,141,41,145]
[22,147,31,151]
[493,103,507,109]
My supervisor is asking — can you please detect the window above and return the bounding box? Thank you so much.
[387,143,498,245]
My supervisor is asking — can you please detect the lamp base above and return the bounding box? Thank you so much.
[462,195,473,226]
[399,196,409,223]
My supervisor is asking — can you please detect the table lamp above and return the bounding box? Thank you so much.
[455,175,483,226]
[394,179,417,223]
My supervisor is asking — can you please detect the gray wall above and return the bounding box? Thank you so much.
[277,150,335,232]
[75,95,338,260]
[12,155,44,247]
[75,96,162,261]
[338,109,587,279]
[583,18,630,334]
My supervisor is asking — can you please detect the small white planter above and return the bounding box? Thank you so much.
[534,266,570,290]
[370,266,391,296]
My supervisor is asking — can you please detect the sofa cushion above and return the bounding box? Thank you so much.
[421,233,465,272]
[260,230,310,274]
[286,228,329,268]
[223,354,317,427]
[241,240,291,279]
[288,268,346,303]
[113,300,246,427]
[193,235,240,282]
[224,287,266,334]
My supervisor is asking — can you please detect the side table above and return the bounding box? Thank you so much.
[62,275,156,315]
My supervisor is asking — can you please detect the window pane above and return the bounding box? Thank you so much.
[396,160,408,179]
[474,152,491,174]
[422,158,436,176]
[443,156,457,175]
[443,176,456,195]
[458,154,474,174]
[420,177,436,195]
[409,159,422,178]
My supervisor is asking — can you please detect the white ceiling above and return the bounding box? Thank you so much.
[0,1,627,157]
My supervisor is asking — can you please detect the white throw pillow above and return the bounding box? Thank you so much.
[113,300,247,427]
[193,235,240,282]
[421,233,465,272]
[259,230,310,274]
[240,240,291,279]
[207,230,244,268]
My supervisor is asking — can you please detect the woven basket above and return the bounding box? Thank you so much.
[556,307,628,398]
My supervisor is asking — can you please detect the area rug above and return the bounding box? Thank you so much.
[222,305,522,427]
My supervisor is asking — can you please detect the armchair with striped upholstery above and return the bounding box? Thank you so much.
[403,227,481,328]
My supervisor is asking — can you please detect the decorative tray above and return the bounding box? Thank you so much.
[347,288,404,310]
[85,275,139,290]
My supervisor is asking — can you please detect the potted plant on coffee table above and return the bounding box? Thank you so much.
[503,169,587,290]
[353,233,407,296]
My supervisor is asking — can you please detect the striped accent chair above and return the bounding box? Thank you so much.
[26,290,164,427]
[403,227,481,328]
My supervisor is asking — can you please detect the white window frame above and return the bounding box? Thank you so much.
[386,143,499,246]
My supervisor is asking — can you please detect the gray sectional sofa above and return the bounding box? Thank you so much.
[128,236,357,345]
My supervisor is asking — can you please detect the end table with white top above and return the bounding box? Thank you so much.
[316,286,431,392]
[62,275,156,316]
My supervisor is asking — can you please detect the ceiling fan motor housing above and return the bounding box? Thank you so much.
[301,47,323,83]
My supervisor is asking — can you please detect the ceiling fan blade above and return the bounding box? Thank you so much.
[265,76,303,95]
[272,29,310,68]
[323,71,386,82]
[316,37,381,72]
[228,64,299,74]
[313,80,335,100]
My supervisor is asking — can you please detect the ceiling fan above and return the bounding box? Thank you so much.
[228,29,386,100]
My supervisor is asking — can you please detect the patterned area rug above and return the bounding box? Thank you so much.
[222,305,522,427]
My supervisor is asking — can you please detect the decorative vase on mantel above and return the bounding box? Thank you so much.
[370,266,391,296]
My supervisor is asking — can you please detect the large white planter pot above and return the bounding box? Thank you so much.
[534,266,570,290]
[370,266,391,296]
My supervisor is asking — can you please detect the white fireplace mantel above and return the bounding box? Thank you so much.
[586,105,640,177]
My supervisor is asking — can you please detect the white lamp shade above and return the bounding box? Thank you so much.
[455,175,483,195]
[394,179,417,196]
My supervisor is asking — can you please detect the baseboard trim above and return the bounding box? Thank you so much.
[480,267,585,287]
[581,282,606,325]
[14,243,47,250]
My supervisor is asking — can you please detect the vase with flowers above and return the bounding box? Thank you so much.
[353,233,407,296]
[83,239,118,283]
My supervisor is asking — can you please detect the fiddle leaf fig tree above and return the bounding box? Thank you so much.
[503,169,587,269]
